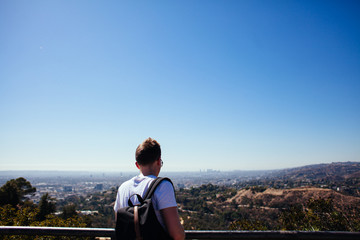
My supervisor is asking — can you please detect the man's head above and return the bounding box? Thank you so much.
[135,137,161,166]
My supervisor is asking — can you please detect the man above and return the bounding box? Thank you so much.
[114,137,185,240]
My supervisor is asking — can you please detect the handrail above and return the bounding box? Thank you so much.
[1,226,360,239]
[0,226,114,237]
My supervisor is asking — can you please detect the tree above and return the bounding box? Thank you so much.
[0,178,93,239]
[37,193,56,221]
[0,204,90,240]
[229,219,268,230]
[62,204,78,219]
[0,177,36,207]
[279,197,349,231]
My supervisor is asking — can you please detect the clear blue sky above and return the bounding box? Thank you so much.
[1,0,359,172]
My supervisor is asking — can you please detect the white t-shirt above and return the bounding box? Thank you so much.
[114,174,177,229]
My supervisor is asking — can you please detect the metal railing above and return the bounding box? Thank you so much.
[1,226,360,239]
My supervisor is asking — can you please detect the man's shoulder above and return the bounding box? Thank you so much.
[155,178,175,193]
[118,176,137,189]
[158,177,173,185]
[153,178,177,210]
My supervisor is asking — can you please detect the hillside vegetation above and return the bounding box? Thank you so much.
[228,187,360,209]
[176,184,360,231]
[176,162,360,230]
[258,162,360,196]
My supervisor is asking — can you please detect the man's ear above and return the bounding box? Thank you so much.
[135,162,140,169]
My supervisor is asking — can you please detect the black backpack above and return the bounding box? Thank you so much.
[115,177,174,240]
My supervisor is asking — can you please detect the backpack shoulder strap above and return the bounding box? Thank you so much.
[144,177,174,200]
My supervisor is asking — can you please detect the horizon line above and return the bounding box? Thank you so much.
[0,161,358,174]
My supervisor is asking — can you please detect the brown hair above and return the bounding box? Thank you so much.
[135,138,161,165]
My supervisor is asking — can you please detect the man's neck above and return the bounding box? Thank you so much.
[137,160,160,177]
[140,168,158,177]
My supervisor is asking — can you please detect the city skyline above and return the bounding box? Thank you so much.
[1,0,359,171]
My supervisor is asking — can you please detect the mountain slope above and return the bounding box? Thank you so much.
[228,186,360,210]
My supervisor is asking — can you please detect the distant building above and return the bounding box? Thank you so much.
[94,184,103,191]
[77,210,99,215]
[63,186,72,192]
